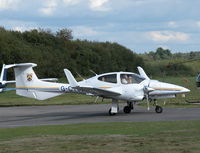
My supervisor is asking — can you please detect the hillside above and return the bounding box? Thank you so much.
[140,48,200,77]
[0,27,199,79]
[0,27,144,78]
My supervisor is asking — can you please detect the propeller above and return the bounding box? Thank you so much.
[143,81,154,111]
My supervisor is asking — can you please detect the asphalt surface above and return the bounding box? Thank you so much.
[0,104,200,128]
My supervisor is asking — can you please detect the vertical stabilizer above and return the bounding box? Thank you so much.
[13,63,63,100]
[64,69,79,87]
[137,66,150,80]
[0,64,6,82]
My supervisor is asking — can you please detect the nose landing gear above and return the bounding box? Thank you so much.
[155,105,163,113]
[153,99,163,113]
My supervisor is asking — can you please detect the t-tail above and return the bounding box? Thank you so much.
[13,63,65,100]
[0,64,16,92]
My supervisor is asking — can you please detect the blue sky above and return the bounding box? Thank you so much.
[0,0,200,53]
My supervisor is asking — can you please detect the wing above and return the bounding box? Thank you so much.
[73,86,121,97]
[64,68,121,97]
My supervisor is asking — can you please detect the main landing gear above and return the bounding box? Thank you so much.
[123,101,133,114]
[108,99,119,116]
[108,99,163,115]
[109,100,134,115]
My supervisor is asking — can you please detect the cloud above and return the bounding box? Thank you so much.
[89,0,110,11]
[196,21,200,27]
[168,21,178,28]
[70,26,99,37]
[147,31,189,42]
[0,19,38,32]
[0,0,21,10]
[62,0,80,5]
[13,26,38,32]
[38,0,57,16]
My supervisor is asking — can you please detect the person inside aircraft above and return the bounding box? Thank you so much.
[121,74,128,84]
[121,74,145,84]
[101,77,105,82]
[98,74,117,83]
[128,75,133,84]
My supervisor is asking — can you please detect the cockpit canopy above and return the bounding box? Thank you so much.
[98,73,145,84]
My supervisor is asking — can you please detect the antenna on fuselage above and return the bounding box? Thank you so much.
[75,71,85,80]
[89,69,97,76]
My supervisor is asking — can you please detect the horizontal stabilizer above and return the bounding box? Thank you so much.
[40,78,58,82]
[16,90,63,100]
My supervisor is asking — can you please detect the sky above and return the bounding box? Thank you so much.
[1,0,200,53]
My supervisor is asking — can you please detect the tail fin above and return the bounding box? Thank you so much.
[64,69,79,87]
[14,63,63,100]
[0,64,16,85]
[0,64,7,83]
[137,66,150,80]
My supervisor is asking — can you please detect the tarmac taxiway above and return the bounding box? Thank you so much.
[0,104,199,128]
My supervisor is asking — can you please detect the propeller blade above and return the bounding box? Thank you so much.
[146,93,150,111]
[143,85,153,111]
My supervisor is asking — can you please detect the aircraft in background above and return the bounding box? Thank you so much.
[10,63,190,115]
[196,74,200,89]
[0,64,16,92]
[0,64,58,93]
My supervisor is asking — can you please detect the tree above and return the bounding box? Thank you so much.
[56,28,73,41]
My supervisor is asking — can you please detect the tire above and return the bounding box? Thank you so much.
[109,108,116,116]
[123,106,131,114]
[155,106,163,113]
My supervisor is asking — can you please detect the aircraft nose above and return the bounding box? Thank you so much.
[181,87,190,93]
[149,80,190,95]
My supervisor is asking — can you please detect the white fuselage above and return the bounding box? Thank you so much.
[59,72,190,101]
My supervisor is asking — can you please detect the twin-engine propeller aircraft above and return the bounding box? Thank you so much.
[11,63,190,115]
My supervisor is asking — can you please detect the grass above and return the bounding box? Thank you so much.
[155,76,200,104]
[0,91,111,107]
[0,121,200,153]
[0,76,199,107]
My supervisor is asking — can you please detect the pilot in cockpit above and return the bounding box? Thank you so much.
[128,75,133,84]
[121,74,128,84]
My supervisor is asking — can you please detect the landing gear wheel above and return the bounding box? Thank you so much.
[123,106,131,114]
[109,108,116,116]
[155,106,163,113]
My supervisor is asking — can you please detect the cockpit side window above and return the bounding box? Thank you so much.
[98,74,117,84]
[120,74,145,84]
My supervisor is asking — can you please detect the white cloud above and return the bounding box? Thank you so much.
[131,0,149,6]
[71,26,99,37]
[196,21,200,27]
[62,0,80,5]
[13,26,38,32]
[89,0,110,11]
[0,0,21,10]
[168,21,178,28]
[38,0,57,16]
[0,19,38,31]
[147,31,189,42]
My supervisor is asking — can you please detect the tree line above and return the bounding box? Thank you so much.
[0,27,144,79]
